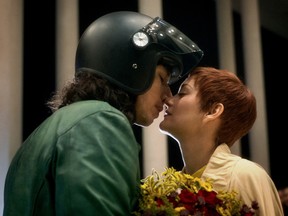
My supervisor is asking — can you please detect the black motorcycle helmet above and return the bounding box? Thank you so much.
[75,11,204,94]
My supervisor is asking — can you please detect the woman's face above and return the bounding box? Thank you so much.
[134,65,172,127]
[159,76,205,139]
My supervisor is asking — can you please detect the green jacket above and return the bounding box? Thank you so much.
[4,100,141,216]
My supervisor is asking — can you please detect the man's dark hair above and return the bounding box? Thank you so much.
[47,70,137,123]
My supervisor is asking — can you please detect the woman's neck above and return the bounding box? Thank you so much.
[180,138,216,175]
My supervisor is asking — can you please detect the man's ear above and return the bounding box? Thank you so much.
[205,103,224,120]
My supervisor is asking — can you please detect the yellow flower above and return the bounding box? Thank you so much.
[133,167,259,216]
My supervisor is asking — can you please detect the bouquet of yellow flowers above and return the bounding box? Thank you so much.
[133,167,258,216]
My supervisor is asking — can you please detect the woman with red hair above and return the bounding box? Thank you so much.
[160,66,283,215]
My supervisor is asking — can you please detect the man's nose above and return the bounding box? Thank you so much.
[163,86,172,98]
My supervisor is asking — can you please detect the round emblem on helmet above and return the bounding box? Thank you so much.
[132,32,149,48]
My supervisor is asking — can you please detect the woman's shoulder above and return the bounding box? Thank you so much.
[211,143,268,176]
[203,144,272,190]
[233,157,269,177]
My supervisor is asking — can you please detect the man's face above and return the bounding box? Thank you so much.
[134,65,172,127]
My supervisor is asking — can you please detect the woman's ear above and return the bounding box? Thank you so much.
[205,103,224,121]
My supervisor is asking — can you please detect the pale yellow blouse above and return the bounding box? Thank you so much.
[196,143,284,216]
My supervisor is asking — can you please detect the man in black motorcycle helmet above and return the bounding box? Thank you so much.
[4,11,203,216]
